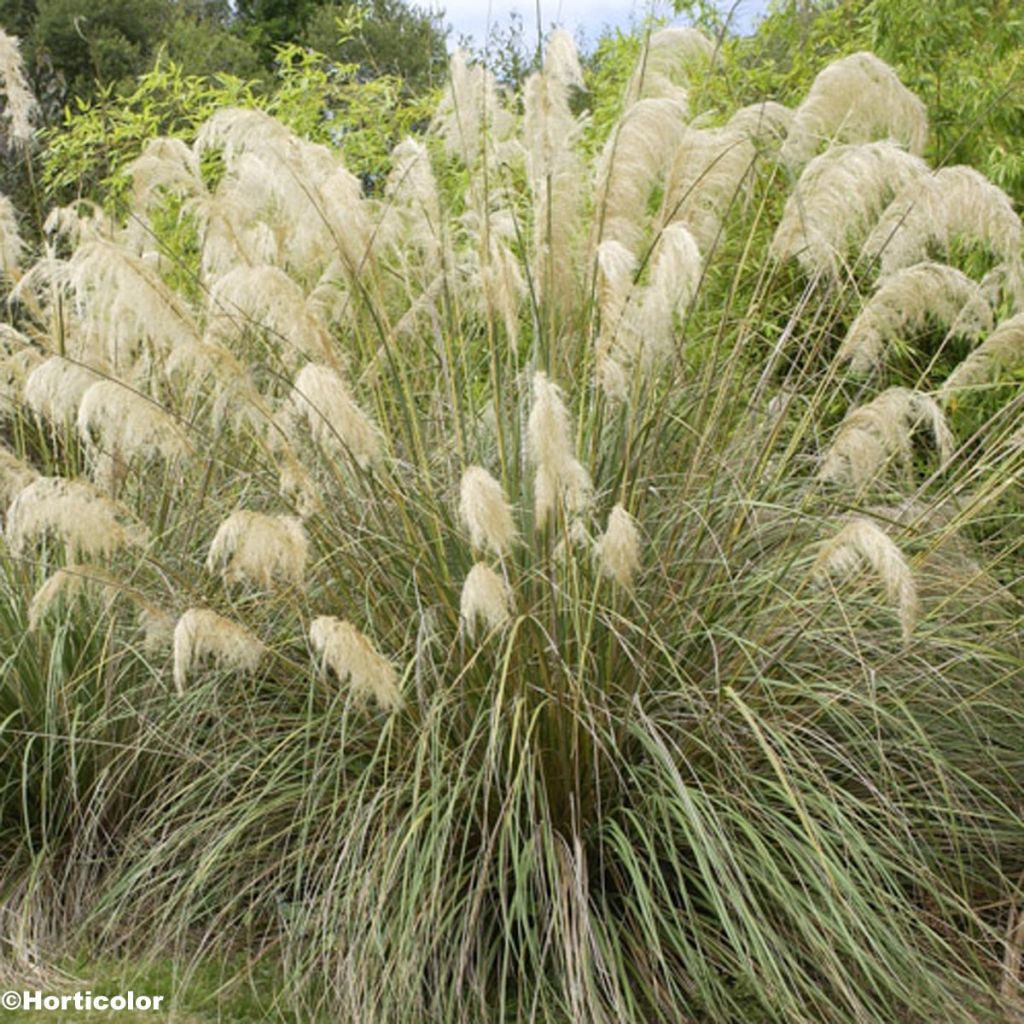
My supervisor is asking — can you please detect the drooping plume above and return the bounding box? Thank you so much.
[309,616,402,711]
[771,141,928,278]
[0,443,37,513]
[0,193,22,275]
[940,312,1024,400]
[813,518,919,643]
[279,362,382,470]
[205,510,308,588]
[781,52,927,169]
[659,126,755,252]
[819,387,955,488]
[459,466,517,557]
[173,607,266,695]
[28,564,121,632]
[23,356,106,424]
[527,372,591,524]
[624,27,716,106]
[460,562,512,638]
[837,262,993,374]
[594,504,641,588]
[6,476,150,559]
[864,166,1022,278]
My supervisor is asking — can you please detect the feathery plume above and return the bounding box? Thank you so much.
[624,27,715,106]
[864,165,1022,277]
[771,141,928,278]
[205,510,308,588]
[433,50,515,167]
[28,564,121,631]
[309,616,402,711]
[128,136,202,211]
[659,126,755,252]
[837,262,993,374]
[6,476,149,559]
[460,562,512,638]
[459,466,517,556]
[0,28,38,143]
[781,52,927,169]
[523,31,587,315]
[280,362,382,470]
[0,444,37,513]
[24,356,106,424]
[207,265,332,363]
[727,101,794,146]
[940,312,1024,399]
[0,192,22,274]
[819,387,955,488]
[594,504,641,588]
[173,608,265,695]
[379,138,442,264]
[0,345,41,418]
[813,518,919,642]
[77,380,191,465]
[527,372,592,523]
[593,97,688,253]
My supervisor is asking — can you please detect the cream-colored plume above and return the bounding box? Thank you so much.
[6,475,149,559]
[460,562,512,638]
[837,262,993,374]
[28,564,121,631]
[0,28,37,143]
[279,362,382,470]
[433,50,514,167]
[0,192,22,274]
[379,138,443,265]
[458,466,517,557]
[819,387,955,488]
[593,97,688,253]
[527,372,592,523]
[0,444,37,513]
[128,136,202,212]
[624,27,715,106]
[172,607,266,695]
[207,265,332,364]
[77,380,191,471]
[727,101,794,146]
[594,504,641,588]
[813,517,918,643]
[309,616,402,711]
[598,224,702,396]
[205,510,308,588]
[23,356,106,424]
[781,52,927,169]
[940,312,1024,399]
[659,126,755,252]
[864,166,1021,277]
[771,141,928,278]
[523,31,587,315]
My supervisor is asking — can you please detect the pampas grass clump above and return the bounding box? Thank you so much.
[1,31,1022,1024]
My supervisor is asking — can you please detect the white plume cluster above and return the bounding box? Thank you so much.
[173,607,266,695]
[523,31,587,315]
[279,362,382,470]
[659,126,755,252]
[625,27,715,106]
[434,50,514,168]
[864,166,1022,277]
[527,373,591,523]
[206,510,308,588]
[771,141,928,278]
[813,517,919,643]
[0,28,37,143]
[5,475,150,559]
[593,97,688,253]
[309,616,402,711]
[940,312,1024,399]
[0,192,22,274]
[460,562,512,638]
[128,137,202,212]
[781,52,927,169]
[727,101,793,146]
[819,387,955,488]
[837,262,993,374]
[594,504,641,588]
[24,356,106,424]
[459,466,516,557]
[379,138,443,266]
[0,444,37,513]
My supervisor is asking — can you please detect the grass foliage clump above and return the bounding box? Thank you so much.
[0,25,1023,1024]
